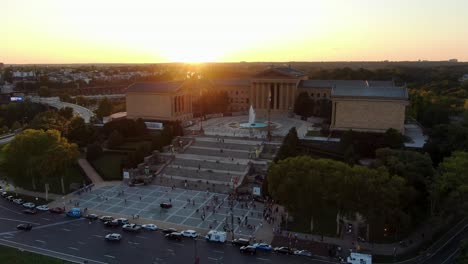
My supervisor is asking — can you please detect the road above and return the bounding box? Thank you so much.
[0,197,337,264]
[0,134,15,145]
[28,96,95,123]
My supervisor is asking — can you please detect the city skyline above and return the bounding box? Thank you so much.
[3,0,468,64]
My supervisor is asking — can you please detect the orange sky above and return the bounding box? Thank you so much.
[2,0,468,64]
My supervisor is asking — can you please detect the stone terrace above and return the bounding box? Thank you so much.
[171,158,248,173]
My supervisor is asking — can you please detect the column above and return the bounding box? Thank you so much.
[285,83,290,111]
[263,83,268,110]
[255,84,259,108]
[274,84,278,110]
[260,83,265,109]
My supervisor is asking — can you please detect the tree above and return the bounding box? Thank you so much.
[317,99,332,121]
[38,86,52,97]
[30,110,68,135]
[86,143,102,161]
[135,118,147,136]
[108,130,124,149]
[3,129,79,193]
[275,127,300,161]
[96,97,113,118]
[293,92,314,117]
[67,116,94,146]
[11,121,22,131]
[0,125,9,134]
[433,151,468,216]
[382,128,405,149]
[58,107,74,120]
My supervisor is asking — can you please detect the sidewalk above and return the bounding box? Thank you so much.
[78,158,104,184]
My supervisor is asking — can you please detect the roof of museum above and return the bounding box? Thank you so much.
[299,80,394,88]
[127,81,184,93]
[211,79,250,86]
[253,66,307,78]
[331,86,408,99]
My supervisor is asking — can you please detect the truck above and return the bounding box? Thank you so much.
[205,230,226,243]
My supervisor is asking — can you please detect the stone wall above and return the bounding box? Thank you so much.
[331,99,407,133]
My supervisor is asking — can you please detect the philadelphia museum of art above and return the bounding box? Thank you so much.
[126,66,409,133]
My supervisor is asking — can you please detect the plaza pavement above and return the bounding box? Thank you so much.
[70,184,269,240]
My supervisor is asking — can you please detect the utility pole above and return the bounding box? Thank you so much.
[267,89,272,141]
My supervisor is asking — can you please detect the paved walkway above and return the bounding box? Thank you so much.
[78,158,104,183]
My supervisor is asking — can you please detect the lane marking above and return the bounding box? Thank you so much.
[0,217,40,225]
[93,235,103,238]
[128,241,140,245]
[212,250,224,254]
[172,243,184,247]
[0,239,107,264]
[77,241,86,245]
[256,258,270,261]
[32,218,85,231]
[68,247,79,251]
[40,218,51,221]
[104,255,115,259]
[208,257,218,261]
[441,247,461,264]
[35,240,46,243]
[62,228,71,232]
[135,235,148,239]
[0,205,22,215]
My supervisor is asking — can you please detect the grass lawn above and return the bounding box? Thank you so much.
[0,245,70,264]
[285,207,339,237]
[90,152,127,181]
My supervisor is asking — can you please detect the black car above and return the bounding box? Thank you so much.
[162,228,178,234]
[240,245,257,255]
[160,203,172,209]
[16,223,32,231]
[165,232,182,241]
[22,209,38,215]
[84,214,98,220]
[104,220,120,227]
[232,238,250,247]
[274,246,295,255]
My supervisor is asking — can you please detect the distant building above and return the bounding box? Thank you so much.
[459,74,468,83]
[448,58,458,62]
[126,66,409,133]
[0,62,4,69]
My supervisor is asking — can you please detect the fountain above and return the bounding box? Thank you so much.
[240,105,267,128]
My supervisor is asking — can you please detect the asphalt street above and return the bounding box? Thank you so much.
[0,197,337,264]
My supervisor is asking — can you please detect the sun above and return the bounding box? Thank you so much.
[160,43,224,63]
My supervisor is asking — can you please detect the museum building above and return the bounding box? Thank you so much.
[126,66,409,133]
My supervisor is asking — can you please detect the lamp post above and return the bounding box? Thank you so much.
[267,90,272,141]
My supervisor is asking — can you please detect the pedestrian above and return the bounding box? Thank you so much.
[124,199,127,204]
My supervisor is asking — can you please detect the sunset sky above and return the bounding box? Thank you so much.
[2,0,468,64]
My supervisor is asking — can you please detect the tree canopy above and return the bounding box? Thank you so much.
[268,156,409,238]
[3,129,79,193]
[95,97,113,118]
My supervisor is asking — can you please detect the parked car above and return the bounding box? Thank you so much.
[205,230,226,243]
[13,198,25,205]
[122,224,142,232]
[294,249,313,257]
[66,208,82,218]
[22,209,38,215]
[16,223,33,231]
[36,205,49,211]
[1,191,8,197]
[142,224,158,231]
[104,220,120,227]
[240,245,257,255]
[6,196,15,201]
[181,230,198,238]
[274,246,294,255]
[253,243,273,251]
[160,203,172,209]
[105,233,122,241]
[165,232,182,241]
[232,238,250,247]
[84,214,98,220]
[99,216,114,222]
[22,202,36,209]
[49,207,65,214]
[113,218,128,225]
[162,228,178,234]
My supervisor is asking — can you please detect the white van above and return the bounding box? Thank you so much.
[205,230,227,243]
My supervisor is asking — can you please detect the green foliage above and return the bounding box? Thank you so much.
[0,245,69,264]
[423,124,468,165]
[29,110,68,135]
[3,129,80,193]
[75,96,91,107]
[275,127,300,161]
[108,130,124,149]
[374,148,435,219]
[0,125,9,134]
[340,129,406,158]
[102,119,147,138]
[90,152,127,181]
[66,116,94,146]
[11,121,21,131]
[0,101,47,128]
[293,92,314,117]
[457,240,468,264]
[58,107,74,120]
[95,97,113,118]
[38,86,51,97]
[317,99,332,121]
[86,143,102,161]
[268,156,409,239]
[433,151,468,216]
[382,128,406,149]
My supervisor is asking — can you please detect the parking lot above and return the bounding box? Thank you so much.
[75,185,265,237]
